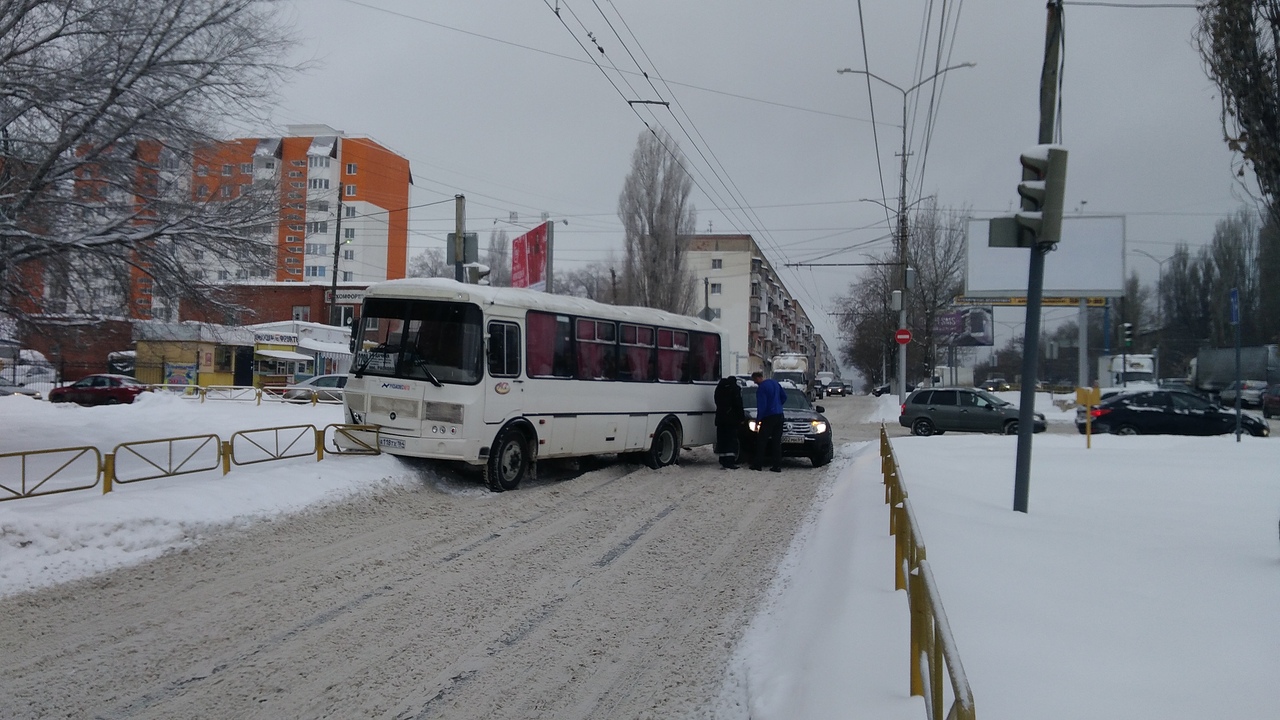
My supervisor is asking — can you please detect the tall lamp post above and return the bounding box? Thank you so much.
[1132,248,1171,378]
[838,62,975,404]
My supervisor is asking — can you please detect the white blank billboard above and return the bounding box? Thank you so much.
[965,215,1125,297]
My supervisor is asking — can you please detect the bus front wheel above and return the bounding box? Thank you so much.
[644,420,681,469]
[485,426,529,492]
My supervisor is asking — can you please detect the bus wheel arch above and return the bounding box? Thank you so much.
[485,420,536,492]
[645,416,683,469]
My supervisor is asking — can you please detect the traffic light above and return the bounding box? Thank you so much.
[1122,322,1133,347]
[1015,144,1068,246]
[987,144,1068,248]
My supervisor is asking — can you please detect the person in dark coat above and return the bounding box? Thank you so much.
[751,371,787,472]
[714,376,745,469]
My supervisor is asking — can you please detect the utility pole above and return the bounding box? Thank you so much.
[1012,0,1063,513]
[454,194,465,282]
[896,110,910,405]
[328,197,344,326]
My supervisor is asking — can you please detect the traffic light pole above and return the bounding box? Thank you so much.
[1013,0,1063,514]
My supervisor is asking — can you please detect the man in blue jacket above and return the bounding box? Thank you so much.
[750,371,786,472]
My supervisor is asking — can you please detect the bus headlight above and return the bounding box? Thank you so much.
[811,421,828,434]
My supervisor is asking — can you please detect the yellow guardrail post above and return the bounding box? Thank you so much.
[315,428,324,461]
[909,568,924,698]
[311,391,318,406]
[221,440,231,474]
[256,389,262,406]
[102,453,114,494]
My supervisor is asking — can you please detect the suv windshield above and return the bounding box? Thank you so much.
[741,387,814,411]
[354,298,483,384]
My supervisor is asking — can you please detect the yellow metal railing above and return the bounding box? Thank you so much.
[0,424,378,501]
[880,425,976,720]
[0,446,102,501]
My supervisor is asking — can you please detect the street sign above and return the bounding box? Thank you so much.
[894,328,913,345]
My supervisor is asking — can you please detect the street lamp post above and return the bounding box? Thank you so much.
[838,63,975,405]
[1132,248,1171,379]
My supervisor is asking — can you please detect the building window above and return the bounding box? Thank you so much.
[344,228,355,240]
[309,156,330,168]
[263,160,277,170]
[345,206,356,218]
[285,257,300,265]
[313,200,328,212]
[710,283,722,295]
[222,164,232,176]
[711,258,723,269]
[307,221,328,234]
[344,184,356,197]
[196,185,209,198]
[195,165,208,176]
[190,250,204,261]
[240,184,251,195]
[292,305,310,321]
[240,163,252,174]
[342,271,354,281]
[217,270,230,280]
[292,159,305,167]
[343,249,354,260]
[305,266,326,278]
[220,185,232,198]
[308,178,329,190]
[286,235,300,243]
[346,163,357,175]
[288,170,302,178]
[287,246,301,253]
[305,243,328,255]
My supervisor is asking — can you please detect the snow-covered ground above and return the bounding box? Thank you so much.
[2,393,1276,717]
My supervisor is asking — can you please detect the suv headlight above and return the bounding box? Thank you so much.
[747,420,760,432]
[811,421,828,434]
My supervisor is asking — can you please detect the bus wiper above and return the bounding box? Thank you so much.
[413,357,444,388]
[352,353,371,378]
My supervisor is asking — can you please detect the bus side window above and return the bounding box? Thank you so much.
[526,311,574,378]
[690,331,720,381]
[488,321,520,377]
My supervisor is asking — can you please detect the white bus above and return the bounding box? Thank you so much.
[343,278,725,491]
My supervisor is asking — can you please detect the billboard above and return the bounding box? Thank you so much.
[934,307,994,347]
[511,223,549,291]
[965,215,1126,298]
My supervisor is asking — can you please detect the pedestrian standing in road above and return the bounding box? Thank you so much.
[750,371,786,472]
[714,376,745,469]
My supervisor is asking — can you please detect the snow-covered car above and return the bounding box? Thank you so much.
[0,377,43,400]
[283,373,348,402]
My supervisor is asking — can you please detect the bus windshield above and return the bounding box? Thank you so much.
[354,297,483,385]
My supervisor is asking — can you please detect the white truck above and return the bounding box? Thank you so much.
[771,353,816,400]
[1189,345,1280,393]
[1096,354,1156,389]
[815,370,836,397]
[932,365,974,387]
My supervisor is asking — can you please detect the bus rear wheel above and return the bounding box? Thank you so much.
[644,420,681,469]
[485,426,529,492]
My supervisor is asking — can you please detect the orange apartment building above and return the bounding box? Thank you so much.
[190,124,411,289]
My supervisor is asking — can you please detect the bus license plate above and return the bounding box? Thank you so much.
[782,435,805,444]
[379,437,406,450]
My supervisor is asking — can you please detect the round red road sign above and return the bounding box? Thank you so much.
[894,328,913,345]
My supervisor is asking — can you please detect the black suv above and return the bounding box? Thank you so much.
[900,387,1045,436]
[738,386,835,467]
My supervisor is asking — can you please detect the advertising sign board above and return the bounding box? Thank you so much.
[965,215,1126,298]
[512,224,549,291]
[934,307,994,346]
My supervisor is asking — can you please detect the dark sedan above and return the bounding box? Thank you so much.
[1085,389,1269,437]
[738,386,834,467]
[1264,383,1280,419]
[48,374,150,406]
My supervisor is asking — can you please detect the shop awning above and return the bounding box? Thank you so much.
[255,350,313,362]
[297,338,351,355]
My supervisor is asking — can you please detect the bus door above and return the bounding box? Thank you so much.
[484,320,524,425]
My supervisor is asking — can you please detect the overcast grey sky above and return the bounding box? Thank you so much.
[266,0,1241,354]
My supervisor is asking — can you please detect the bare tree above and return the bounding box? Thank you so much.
[556,261,618,302]
[907,200,969,377]
[1196,1,1280,210]
[0,0,293,326]
[406,248,453,279]
[486,228,510,287]
[617,128,697,314]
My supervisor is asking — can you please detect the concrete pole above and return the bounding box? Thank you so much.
[328,197,343,326]
[454,195,465,283]
[1077,297,1089,387]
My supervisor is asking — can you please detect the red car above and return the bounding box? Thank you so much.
[48,374,151,406]
[1263,383,1280,419]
